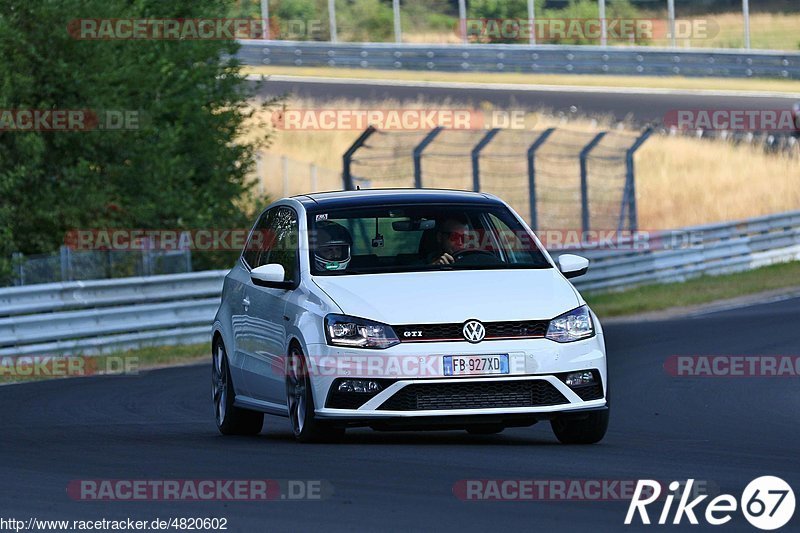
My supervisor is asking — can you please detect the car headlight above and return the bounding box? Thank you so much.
[324,314,400,349]
[546,305,594,343]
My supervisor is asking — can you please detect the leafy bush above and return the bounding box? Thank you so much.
[0,0,274,281]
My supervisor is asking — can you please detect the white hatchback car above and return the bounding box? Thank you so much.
[212,189,608,443]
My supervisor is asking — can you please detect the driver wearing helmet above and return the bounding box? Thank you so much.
[430,217,470,266]
[314,220,352,272]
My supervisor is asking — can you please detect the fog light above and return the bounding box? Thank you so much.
[337,379,382,393]
[565,371,595,387]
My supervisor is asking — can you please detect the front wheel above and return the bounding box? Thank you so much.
[212,341,263,436]
[286,345,344,443]
[550,408,609,444]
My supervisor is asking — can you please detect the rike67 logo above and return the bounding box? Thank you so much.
[626,477,795,530]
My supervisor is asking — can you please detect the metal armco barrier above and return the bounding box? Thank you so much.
[0,271,227,357]
[554,210,800,292]
[237,40,800,79]
[1,211,798,356]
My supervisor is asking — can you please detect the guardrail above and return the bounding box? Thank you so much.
[237,40,800,79]
[0,271,227,357]
[555,210,800,292]
[1,211,798,356]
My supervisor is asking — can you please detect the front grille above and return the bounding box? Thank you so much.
[377,380,569,411]
[573,384,604,401]
[395,320,549,343]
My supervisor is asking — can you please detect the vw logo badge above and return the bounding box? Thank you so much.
[463,320,486,343]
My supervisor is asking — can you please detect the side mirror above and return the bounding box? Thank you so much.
[250,264,292,289]
[558,254,589,279]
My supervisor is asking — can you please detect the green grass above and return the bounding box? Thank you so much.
[585,260,800,318]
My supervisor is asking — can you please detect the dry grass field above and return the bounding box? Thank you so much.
[243,97,800,230]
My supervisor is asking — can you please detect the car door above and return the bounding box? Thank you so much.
[229,210,273,398]
[242,206,300,406]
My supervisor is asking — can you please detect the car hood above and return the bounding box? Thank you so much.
[312,268,580,325]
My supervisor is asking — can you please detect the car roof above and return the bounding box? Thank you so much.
[292,189,503,210]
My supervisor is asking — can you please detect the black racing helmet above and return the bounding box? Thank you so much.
[314,221,353,272]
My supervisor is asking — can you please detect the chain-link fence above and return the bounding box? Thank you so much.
[343,126,651,232]
[8,247,192,287]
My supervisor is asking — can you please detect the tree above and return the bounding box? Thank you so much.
[0,0,271,281]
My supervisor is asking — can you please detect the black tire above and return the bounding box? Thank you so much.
[550,408,609,444]
[212,340,263,436]
[287,344,345,443]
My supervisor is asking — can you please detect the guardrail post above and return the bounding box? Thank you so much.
[526,128,556,230]
[413,127,444,189]
[471,128,501,192]
[342,125,377,191]
[619,128,652,232]
[579,132,607,233]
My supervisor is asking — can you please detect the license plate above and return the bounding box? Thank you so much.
[443,354,509,376]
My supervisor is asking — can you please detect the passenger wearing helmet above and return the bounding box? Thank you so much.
[314,221,352,272]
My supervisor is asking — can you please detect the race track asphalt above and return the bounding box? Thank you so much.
[252,77,800,127]
[1,296,798,532]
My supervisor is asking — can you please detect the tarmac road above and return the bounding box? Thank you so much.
[1,296,798,532]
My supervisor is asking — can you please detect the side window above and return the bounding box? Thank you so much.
[262,207,299,282]
[242,209,273,268]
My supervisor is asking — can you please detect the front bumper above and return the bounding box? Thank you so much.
[304,334,607,423]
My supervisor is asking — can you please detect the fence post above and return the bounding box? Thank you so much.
[255,152,265,197]
[141,238,152,277]
[526,128,556,230]
[328,0,338,42]
[579,132,607,233]
[393,0,402,43]
[471,128,501,192]
[620,128,652,232]
[743,0,751,50]
[59,245,71,282]
[413,126,444,189]
[667,0,676,48]
[281,155,289,197]
[458,0,467,44]
[12,252,24,286]
[260,0,270,40]
[527,0,536,45]
[310,163,318,192]
[599,0,607,47]
[342,125,377,190]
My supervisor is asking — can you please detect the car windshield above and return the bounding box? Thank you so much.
[308,203,551,276]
